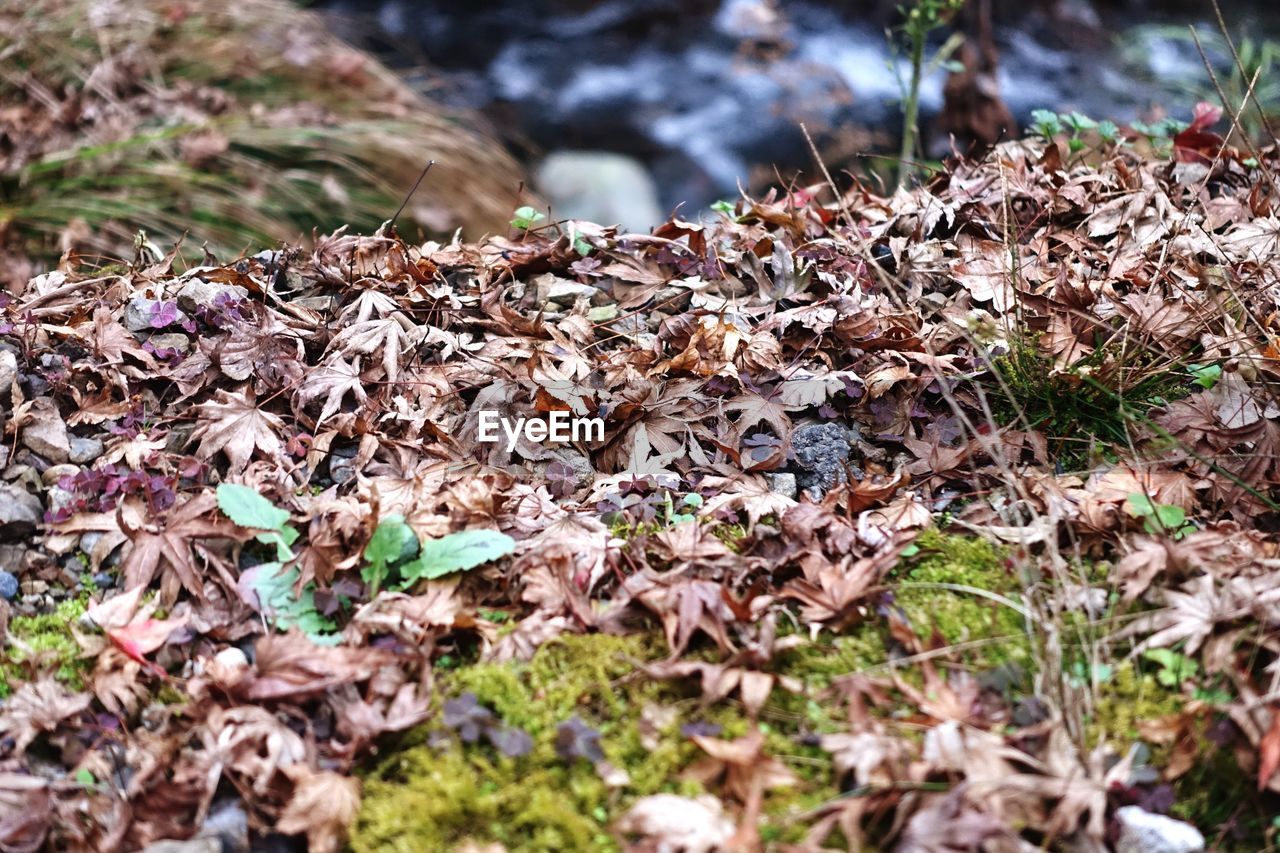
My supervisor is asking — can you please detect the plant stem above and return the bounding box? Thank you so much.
[898,29,926,189]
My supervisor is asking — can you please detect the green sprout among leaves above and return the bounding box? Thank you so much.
[510,206,545,230]
[217,483,337,644]
[362,515,516,596]
[1126,493,1196,540]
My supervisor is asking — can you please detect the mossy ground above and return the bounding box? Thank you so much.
[1,597,90,698]
[352,530,1256,851]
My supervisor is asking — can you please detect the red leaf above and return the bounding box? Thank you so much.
[107,618,184,664]
[1257,708,1280,790]
[1173,101,1225,164]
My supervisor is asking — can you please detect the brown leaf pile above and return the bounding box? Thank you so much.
[4,125,1280,849]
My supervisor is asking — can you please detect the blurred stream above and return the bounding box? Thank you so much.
[320,0,1280,222]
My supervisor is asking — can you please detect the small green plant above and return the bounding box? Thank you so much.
[216,483,335,643]
[1141,648,1200,687]
[362,515,515,595]
[1031,109,1123,156]
[892,0,965,188]
[510,206,546,230]
[216,483,297,561]
[1188,363,1222,390]
[1126,493,1196,540]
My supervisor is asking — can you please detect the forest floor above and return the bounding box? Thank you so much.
[3,115,1280,852]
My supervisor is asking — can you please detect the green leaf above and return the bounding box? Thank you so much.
[242,562,338,644]
[74,769,96,786]
[362,515,419,594]
[399,530,516,583]
[1153,504,1187,530]
[710,199,736,214]
[1142,648,1199,686]
[1126,493,1157,517]
[1189,363,1222,389]
[510,206,545,230]
[1065,112,1098,131]
[1030,109,1063,138]
[217,483,290,531]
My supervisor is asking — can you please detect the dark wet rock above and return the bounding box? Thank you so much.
[790,422,859,499]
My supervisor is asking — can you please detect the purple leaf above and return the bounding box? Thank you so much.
[554,715,604,763]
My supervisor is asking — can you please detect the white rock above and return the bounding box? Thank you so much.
[0,350,16,402]
[1115,806,1205,853]
[213,647,249,670]
[535,151,663,234]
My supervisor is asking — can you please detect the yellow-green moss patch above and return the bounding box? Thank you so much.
[353,632,851,852]
[2,597,90,697]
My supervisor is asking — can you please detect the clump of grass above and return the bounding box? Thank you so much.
[0,0,524,273]
[984,336,1196,470]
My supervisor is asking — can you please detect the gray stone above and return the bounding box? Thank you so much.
[79,532,103,555]
[0,485,42,539]
[543,276,599,307]
[175,278,248,312]
[123,297,158,332]
[790,423,857,499]
[764,472,797,500]
[19,398,70,463]
[330,455,357,486]
[0,571,17,601]
[1115,806,1204,853]
[535,151,664,234]
[538,448,596,491]
[291,295,336,312]
[68,436,104,465]
[197,799,249,853]
[20,580,48,596]
[45,486,76,516]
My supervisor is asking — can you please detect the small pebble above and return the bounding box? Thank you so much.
[213,647,249,670]
[0,571,17,601]
[19,579,48,596]
[92,572,116,590]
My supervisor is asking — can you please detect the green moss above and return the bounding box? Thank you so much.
[1,597,90,697]
[1085,662,1185,748]
[353,632,847,852]
[710,521,749,553]
[1085,663,1270,846]
[892,530,1030,668]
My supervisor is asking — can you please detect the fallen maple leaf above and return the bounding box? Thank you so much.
[277,767,361,853]
[189,388,286,474]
